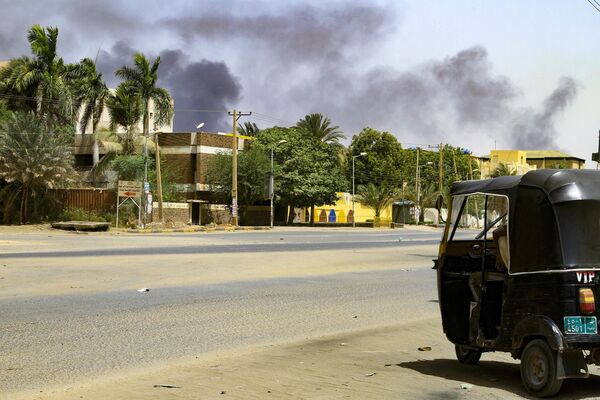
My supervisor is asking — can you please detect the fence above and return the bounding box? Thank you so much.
[48,188,116,214]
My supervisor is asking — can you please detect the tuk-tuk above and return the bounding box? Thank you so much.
[436,169,600,397]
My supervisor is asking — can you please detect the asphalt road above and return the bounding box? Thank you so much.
[0,228,442,394]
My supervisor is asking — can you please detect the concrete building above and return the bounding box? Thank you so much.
[76,88,173,135]
[478,149,585,177]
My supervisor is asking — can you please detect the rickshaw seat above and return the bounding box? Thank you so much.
[468,271,506,302]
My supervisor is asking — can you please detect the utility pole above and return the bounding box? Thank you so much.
[154,131,164,223]
[415,148,419,225]
[228,110,251,226]
[438,143,443,194]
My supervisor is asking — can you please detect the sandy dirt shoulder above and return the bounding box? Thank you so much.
[11,317,600,400]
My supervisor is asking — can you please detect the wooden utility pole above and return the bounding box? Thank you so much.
[154,132,164,223]
[438,142,443,194]
[228,110,251,226]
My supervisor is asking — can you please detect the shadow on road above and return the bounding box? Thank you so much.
[398,358,600,399]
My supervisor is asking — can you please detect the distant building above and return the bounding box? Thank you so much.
[478,150,585,177]
[76,88,173,135]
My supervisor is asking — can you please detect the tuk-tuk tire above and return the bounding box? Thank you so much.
[455,344,482,365]
[520,339,563,397]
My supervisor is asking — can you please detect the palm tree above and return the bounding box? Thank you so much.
[296,113,345,145]
[0,112,75,223]
[405,182,439,223]
[355,183,396,218]
[115,53,173,140]
[490,163,516,178]
[237,121,260,136]
[0,25,79,128]
[105,84,143,156]
[76,58,109,166]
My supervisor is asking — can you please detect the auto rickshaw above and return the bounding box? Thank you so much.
[436,169,600,397]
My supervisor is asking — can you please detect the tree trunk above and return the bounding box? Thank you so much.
[92,133,100,166]
[287,203,295,225]
[310,205,315,226]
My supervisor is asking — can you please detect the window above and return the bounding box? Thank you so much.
[449,193,508,242]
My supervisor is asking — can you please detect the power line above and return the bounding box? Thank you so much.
[586,0,600,13]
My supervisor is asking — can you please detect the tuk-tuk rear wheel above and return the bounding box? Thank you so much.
[520,339,563,397]
[455,344,482,365]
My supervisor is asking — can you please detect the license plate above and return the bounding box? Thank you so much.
[564,316,598,334]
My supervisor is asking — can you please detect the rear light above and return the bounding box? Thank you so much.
[579,288,596,315]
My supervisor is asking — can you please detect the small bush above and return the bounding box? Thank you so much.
[60,208,106,222]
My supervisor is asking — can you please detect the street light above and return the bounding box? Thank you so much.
[196,122,205,130]
[270,140,287,228]
[352,152,368,228]
[416,161,433,225]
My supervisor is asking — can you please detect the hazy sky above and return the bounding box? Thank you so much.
[0,0,598,162]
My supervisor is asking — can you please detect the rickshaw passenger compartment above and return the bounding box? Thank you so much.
[441,249,506,343]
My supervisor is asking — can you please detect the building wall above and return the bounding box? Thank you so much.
[76,88,174,135]
[479,149,585,177]
[298,192,393,225]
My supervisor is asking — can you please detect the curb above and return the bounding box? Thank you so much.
[126,225,272,234]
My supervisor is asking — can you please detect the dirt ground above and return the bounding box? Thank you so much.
[11,317,600,400]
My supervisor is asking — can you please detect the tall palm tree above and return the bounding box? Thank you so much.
[0,25,79,128]
[115,53,173,140]
[296,113,345,145]
[237,121,260,136]
[0,112,75,223]
[355,183,396,218]
[105,84,143,155]
[76,58,109,166]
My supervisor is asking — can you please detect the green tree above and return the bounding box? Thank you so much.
[75,58,109,167]
[490,162,516,178]
[237,121,260,136]
[255,126,347,224]
[0,112,75,223]
[296,113,345,145]
[115,53,173,139]
[204,146,271,220]
[355,183,396,218]
[349,128,404,188]
[404,181,439,223]
[0,25,79,128]
[105,84,143,155]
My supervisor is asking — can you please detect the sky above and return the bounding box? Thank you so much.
[0,0,598,162]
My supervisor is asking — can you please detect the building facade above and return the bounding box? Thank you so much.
[479,149,585,177]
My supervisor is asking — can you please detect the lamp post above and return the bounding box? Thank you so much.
[352,152,368,228]
[270,140,287,228]
[416,161,433,225]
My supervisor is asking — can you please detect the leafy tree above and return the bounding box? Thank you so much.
[0,25,80,128]
[0,112,75,223]
[204,146,271,220]
[490,162,516,178]
[254,126,347,224]
[349,128,404,188]
[105,84,143,155]
[237,121,260,136]
[296,113,345,145]
[75,58,109,166]
[115,53,173,138]
[355,183,396,218]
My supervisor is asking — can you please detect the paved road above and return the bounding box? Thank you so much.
[0,228,442,394]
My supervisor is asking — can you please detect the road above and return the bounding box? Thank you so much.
[0,227,442,396]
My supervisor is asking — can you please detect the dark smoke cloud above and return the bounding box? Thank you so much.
[95,42,241,132]
[511,77,578,149]
[158,49,241,132]
[161,4,395,65]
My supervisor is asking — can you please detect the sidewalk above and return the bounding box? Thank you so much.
[128,225,272,234]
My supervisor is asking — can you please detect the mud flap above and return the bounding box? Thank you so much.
[556,350,588,379]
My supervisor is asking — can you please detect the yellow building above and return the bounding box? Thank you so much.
[479,150,584,177]
[294,192,393,225]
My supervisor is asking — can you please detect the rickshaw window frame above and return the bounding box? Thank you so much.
[448,192,511,272]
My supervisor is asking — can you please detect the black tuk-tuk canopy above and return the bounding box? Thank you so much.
[451,170,600,272]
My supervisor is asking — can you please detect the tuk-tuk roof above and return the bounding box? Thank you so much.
[451,169,600,204]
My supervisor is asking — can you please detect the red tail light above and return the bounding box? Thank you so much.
[579,288,596,315]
